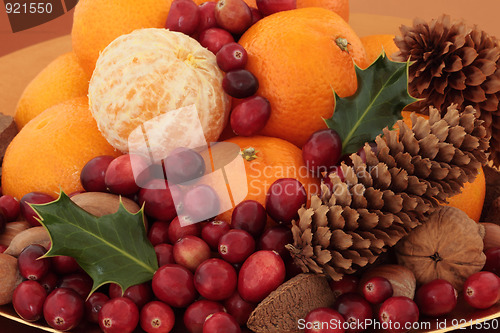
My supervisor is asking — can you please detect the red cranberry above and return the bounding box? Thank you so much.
[302,129,342,175]
[148,221,171,246]
[99,297,139,333]
[198,1,217,31]
[378,297,419,333]
[152,264,197,307]
[219,229,255,264]
[222,69,259,99]
[304,307,345,333]
[85,292,109,323]
[217,42,248,72]
[232,200,267,238]
[168,216,202,243]
[140,301,175,333]
[0,194,20,221]
[59,272,93,299]
[39,272,58,294]
[285,257,304,279]
[44,288,84,331]
[256,0,296,16]
[258,226,293,259]
[13,280,47,322]
[194,258,237,301]
[224,291,256,326]
[265,178,307,224]
[230,95,271,137]
[334,293,372,333]
[105,154,148,195]
[0,213,5,234]
[109,282,153,309]
[415,279,457,317]
[164,147,206,185]
[329,276,359,299]
[173,235,211,272]
[484,247,500,276]
[184,300,225,333]
[52,255,80,275]
[20,192,55,226]
[0,244,6,253]
[362,276,393,304]
[18,244,50,281]
[250,7,263,24]
[238,250,285,302]
[80,155,115,192]
[165,0,200,36]
[463,271,500,309]
[199,27,235,54]
[183,185,220,223]
[215,0,252,35]
[139,179,182,221]
[154,243,175,266]
[201,220,230,250]
[203,312,241,333]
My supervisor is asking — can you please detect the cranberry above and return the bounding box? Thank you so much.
[256,0,296,16]
[52,255,80,275]
[13,280,47,322]
[215,0,252,34]
[0,213,5,234]
[217,42,248,72]
[302,129,343,175]
[20,192,55,226]
[258,226,293,259]
[109,282,153,309]
[230,95,271,137]
[203,312,241,333]
[99,297,139,333]
[334,293,372,333]
[231,200,267,238]
[0,244,6,253]
[154,243,175,266]
[483,247,500,276]
[152,264,197,307]
[238,250,285,302]
[198,1,217,31]
[219,229,255,264]
[168,216,202,243]
[80,155,115,192]
[463,271,500,309]
[224,291,256,326]
[18,244,50,281]
[139,179,182,221]
[105,154,148,195]
[184,300,225,333]
[39,272,58,293]
[85,292,109,323]
[304,307,345,333]
[164,147,206,184]
[173,235,211,271]
[222,69,259,99]
[140,301,175,333]
[44,288,84,331]
[362,276,393,304]
[183,185,220,223]
[415,279,457,317]
[194,258,237,301]
[329,276,359,299]
[201,220,230,250]
[250,7,263,24]
[285,258,304,279]
[165,0,200,36]
[378,297,419,333]
[59,272,93,299]
[0,194,20,221]
[265,178,307,224]
[148,221,170,246]
[199,27,235,54]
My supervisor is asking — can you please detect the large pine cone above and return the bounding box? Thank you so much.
[286,105,488,280]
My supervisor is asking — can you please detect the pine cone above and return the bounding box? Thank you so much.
[286,105,488,280]
[393,15,500,165]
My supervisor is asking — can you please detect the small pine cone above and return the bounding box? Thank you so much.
[286,105,489,280]
[393,15,500,165]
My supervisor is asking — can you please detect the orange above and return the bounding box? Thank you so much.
[239,8,369,148]
[1,98,121,200]
[14,52,88,129]
[297,0,349,21]
[194,0,257,8]
[360,34,399,65]
[216,135,320,222]
[72,0,172,77]
[445,167,485,223]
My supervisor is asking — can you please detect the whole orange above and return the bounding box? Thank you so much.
[238,8,369,148]
[15,52,88,129]
[360,34,399,65]
[72,0,172,77]
[216,135,320,222]
[297,0,349,21]
[2,98,121,200]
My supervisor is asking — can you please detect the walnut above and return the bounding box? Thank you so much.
[395,207,485,291]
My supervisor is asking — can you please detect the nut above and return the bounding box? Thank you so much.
[481,222,500,251]
[0,253,23,305]
[4,226,50,257]
[70,192,141,217]
[0,221,30,247]
[360,264,417,299]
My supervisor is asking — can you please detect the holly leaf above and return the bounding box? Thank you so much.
[31,192,158,295]
[324,52,418,155]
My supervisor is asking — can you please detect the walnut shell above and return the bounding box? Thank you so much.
[395,207,485,291]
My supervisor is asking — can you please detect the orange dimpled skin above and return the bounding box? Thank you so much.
[360,34,399,65]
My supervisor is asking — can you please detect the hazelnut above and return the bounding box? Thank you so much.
[481,222,500,251]
[0,253,23,305]
[360,264,417,299]
[4,227,50,257]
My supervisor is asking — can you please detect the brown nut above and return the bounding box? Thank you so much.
[0,253,23,305]
[359,264,417,299]
[70,192,141,217]
[481,222,500,251]
[4,227,50,257]
[0,221,30,247]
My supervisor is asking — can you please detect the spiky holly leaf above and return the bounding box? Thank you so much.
[31,192,158,295]
[325,53,417,155]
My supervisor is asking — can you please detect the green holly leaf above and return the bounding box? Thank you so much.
[31,192,158,295]
[324,52,418,155]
